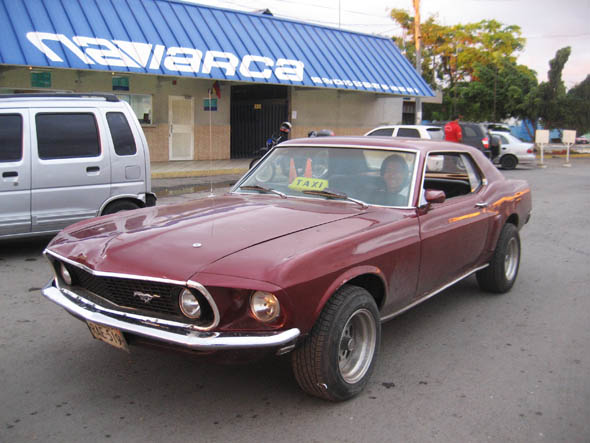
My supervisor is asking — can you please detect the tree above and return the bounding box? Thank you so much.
[390,9,529,120]
[535,47,571,129]
[565,75,590,134]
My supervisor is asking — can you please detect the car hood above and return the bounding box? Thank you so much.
[47,194,367,282]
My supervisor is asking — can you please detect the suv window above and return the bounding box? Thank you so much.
[397,128,420,138]
[368,128,394,136]
[37,113,100,160]
[0,114,23,162]
[462,125,479,137]
[107,112,137,156]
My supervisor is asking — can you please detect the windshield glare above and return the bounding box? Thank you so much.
[236,146,417,207]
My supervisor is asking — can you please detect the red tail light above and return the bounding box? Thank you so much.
[527,148,533,154]
[482,137,490,149]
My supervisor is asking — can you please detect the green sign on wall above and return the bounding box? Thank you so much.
[112,76,129,91]
[31,71,51,88]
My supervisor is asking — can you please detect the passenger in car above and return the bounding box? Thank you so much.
[378,154,410,206]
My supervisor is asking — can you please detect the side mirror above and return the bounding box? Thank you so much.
[424,189,446,204]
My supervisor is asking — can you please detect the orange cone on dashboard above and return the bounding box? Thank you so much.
[305,158,312,177]
[289,158,296,183]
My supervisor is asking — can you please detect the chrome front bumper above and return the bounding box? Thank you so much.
[41,279,300,352]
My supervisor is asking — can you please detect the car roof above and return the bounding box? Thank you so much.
[369,124,440,129]
[281,136,475,153]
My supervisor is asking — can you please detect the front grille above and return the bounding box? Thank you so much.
[66,264,181,317]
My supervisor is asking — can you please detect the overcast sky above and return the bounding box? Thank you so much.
[188,0,590,89]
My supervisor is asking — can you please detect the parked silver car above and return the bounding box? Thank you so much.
[0,93,156,239]
[490,131,536,170]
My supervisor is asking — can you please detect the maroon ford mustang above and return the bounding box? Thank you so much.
[42,137,532,401]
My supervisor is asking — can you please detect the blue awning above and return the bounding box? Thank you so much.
[0,0,434,97]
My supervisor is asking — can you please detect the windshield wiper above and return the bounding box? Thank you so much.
[239,185,287,198]
[302,189,368,209]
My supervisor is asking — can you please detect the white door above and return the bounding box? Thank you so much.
[169,96,194,160]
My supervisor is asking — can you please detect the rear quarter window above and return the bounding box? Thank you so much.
[0,114,22,162]
[36,113,100,159]
[107,112,137,156]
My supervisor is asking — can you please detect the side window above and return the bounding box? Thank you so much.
[424,152,482,200]
[397,128,420,138]
[107,112,137,156]
[500,135,510,145]
[367,128,393,136]
[460,154,483,191]
[462,125,478,137]
[36,113,100,159]
[0,114,23,162]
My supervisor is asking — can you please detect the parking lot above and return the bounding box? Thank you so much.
[1,157,588,443]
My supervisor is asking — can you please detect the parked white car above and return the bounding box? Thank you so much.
[365,124,444,140]
[490,131,536,170]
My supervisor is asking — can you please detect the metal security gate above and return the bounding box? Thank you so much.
[230,85,289,159]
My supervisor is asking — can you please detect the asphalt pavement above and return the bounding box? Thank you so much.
[0,157,588,443]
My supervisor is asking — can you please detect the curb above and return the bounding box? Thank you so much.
[151,167,249,179]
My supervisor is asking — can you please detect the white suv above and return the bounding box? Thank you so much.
[0,93,156,239]
[365,124,444,140]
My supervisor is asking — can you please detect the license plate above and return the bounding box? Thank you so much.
[87,321,129,352]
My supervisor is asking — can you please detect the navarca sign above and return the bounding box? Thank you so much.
[27,32,304,82]
[26,31,420,94]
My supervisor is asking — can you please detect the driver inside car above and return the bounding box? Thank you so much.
[378,154,410,206]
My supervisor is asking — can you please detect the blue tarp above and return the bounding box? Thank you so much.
[0,0,433,97]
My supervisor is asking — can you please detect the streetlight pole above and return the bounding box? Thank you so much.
[413,0,422,124]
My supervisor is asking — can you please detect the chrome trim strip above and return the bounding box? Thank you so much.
[187,280,220,331]
[380,264,489,322]
[42,279,300,350]
[44,250,221,331]
[44,249,187,286]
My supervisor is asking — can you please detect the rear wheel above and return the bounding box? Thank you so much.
[291,285,380,401]
[500,154,518,170]
[477,223,521,293]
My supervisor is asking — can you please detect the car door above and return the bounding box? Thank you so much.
[417,152,494,297]
[31,108,111,232]
[0,110,31,236]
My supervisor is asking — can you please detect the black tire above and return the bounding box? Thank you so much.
[477,223,521,293]
[102,200,140,215]
[500,154,518,170]
[291,285,380,401]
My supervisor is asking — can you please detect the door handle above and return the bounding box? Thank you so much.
[86,166,100,173]
[2,171,18,178]
[475,202,488,208]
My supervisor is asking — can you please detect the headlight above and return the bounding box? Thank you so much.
[179,288,201,319]
[60,263,72,285]
[250,291,280,323]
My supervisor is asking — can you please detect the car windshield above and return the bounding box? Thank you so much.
[234,146,417,207]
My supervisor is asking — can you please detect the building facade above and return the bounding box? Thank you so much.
[0,0,433,162]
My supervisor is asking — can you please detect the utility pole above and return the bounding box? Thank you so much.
[413,0,422,124]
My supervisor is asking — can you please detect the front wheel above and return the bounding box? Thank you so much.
[477,223,521,293]
[291,285,380,401]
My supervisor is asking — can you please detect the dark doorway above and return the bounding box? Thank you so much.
[402,100,416,125]
[230,84,288,159]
